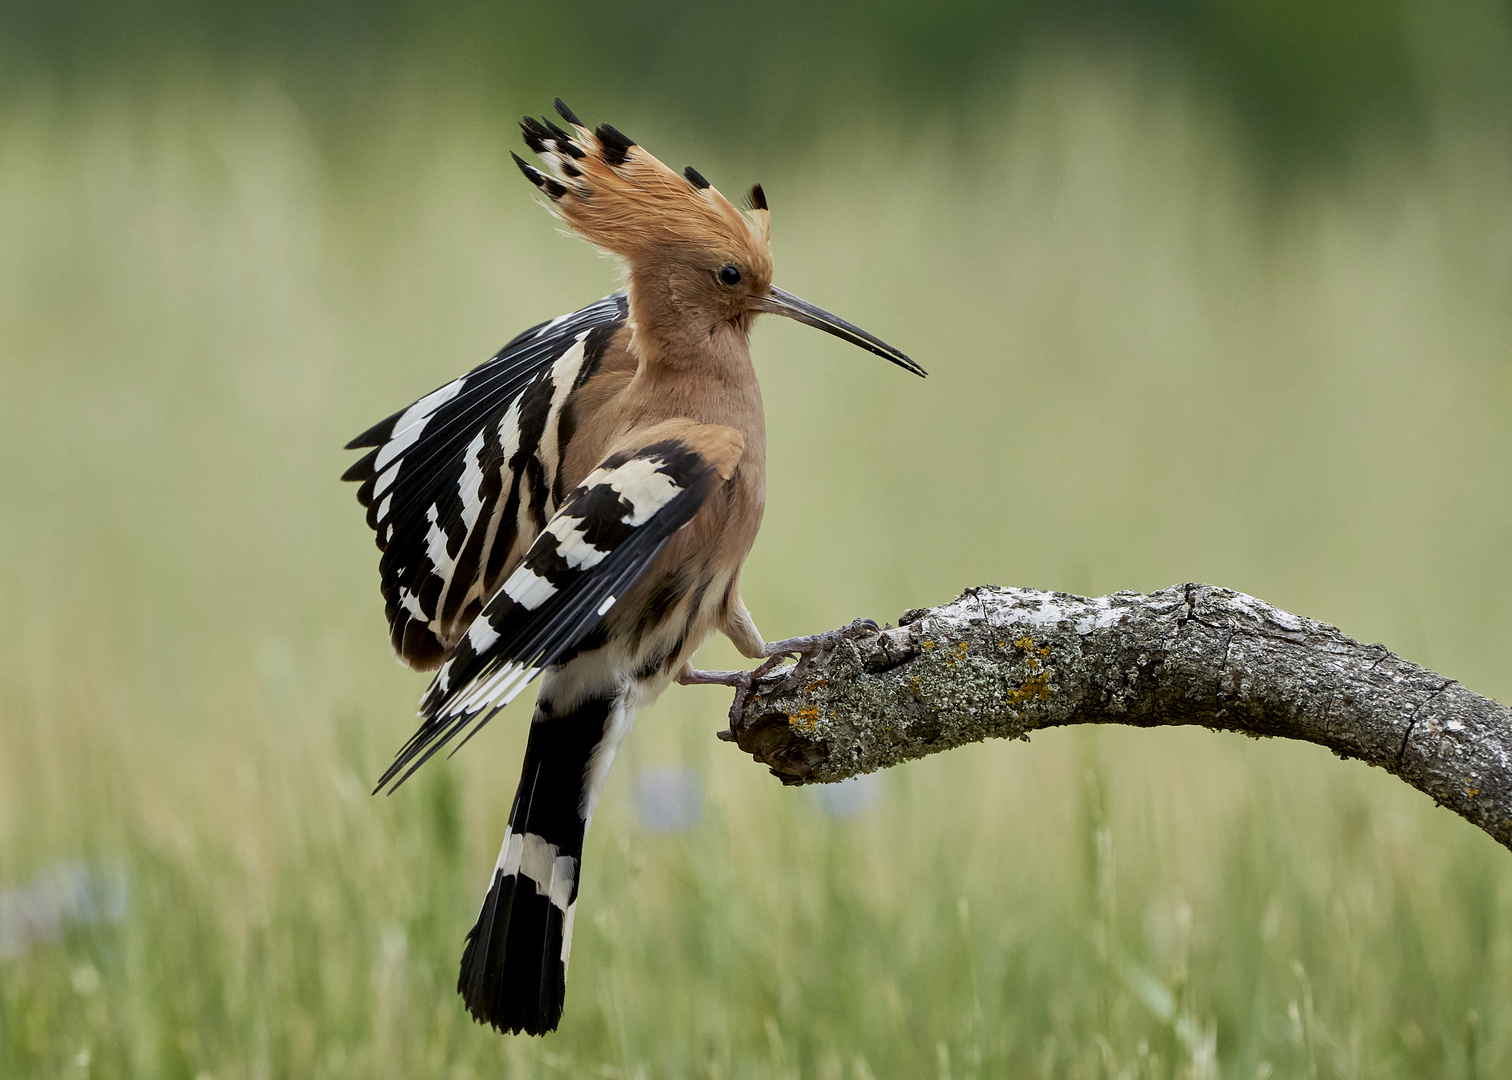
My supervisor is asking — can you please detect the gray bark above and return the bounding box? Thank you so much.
[725,584,1512,852]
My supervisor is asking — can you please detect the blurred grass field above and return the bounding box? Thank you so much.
[3,59,1512,1078]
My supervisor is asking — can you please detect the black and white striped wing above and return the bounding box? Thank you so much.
[343,294,628,669]
[374,435,726,793]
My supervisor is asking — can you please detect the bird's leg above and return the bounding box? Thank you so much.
[677,590,791,734]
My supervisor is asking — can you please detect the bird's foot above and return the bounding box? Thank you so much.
[760,619,881,662]
[682,619,880,742]
[680,657,793,740]
[759,618,881,699]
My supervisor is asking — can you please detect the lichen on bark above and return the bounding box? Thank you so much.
[725,584,1512,853]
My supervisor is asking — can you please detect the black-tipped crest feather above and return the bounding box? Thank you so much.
[511,151,566,199]
[512,151,545,186]
[519,116,550,152]
[594,124,635,166]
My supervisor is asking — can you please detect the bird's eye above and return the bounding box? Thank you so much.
[717,265,742,287]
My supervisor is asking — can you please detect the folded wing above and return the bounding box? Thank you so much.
[343,294,628,669]
[374,421,745,793]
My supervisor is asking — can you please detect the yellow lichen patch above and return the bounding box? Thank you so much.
[1468,784,1480,798]
[1014,636,1035,650]
[1005,671,1052,707]
[788,705,820,732]
[922,639,936,651]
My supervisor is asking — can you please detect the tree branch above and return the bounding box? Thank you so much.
[724,584,1512,852]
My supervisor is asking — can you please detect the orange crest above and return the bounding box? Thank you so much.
[514,100,771,278]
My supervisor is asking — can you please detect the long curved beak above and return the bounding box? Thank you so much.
[756,286,926,377]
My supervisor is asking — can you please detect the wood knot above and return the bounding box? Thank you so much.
[735,710,829,785]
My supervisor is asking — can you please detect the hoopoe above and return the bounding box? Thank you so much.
[342,100,923,1036]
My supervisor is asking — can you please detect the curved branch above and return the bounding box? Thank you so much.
[724,585,1512,852]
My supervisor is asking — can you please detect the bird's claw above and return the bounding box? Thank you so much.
[686,619,881,741]
[761,618,881,661]
[760,618,881,697]
[680,661,784,740]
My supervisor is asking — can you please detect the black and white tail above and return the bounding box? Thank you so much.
[458,681,632,1034]
[362,421,743,1032]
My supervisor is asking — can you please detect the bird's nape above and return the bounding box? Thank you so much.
[755,286,926,377]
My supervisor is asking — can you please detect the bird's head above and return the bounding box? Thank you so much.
[515,101,925,377]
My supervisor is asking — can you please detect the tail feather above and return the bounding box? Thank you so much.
[458,684,629,1035]
[459,866,570,1034]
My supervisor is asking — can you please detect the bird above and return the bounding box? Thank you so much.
[342,99,924,1036]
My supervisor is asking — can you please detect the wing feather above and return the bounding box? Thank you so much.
[374,431,731,793]
[343,294,628,668]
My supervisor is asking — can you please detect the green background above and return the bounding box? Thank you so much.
[3,2,1512,1076]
